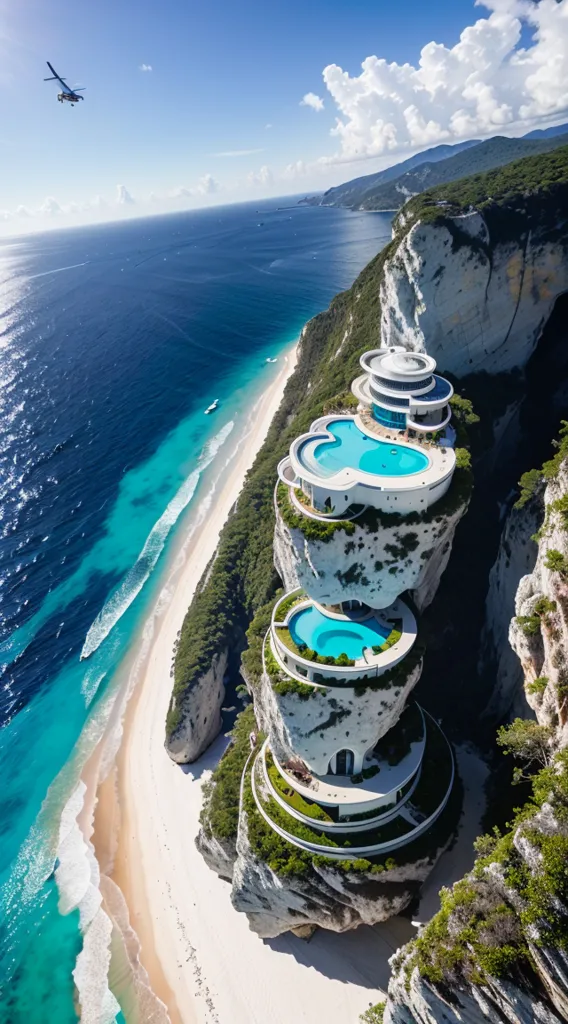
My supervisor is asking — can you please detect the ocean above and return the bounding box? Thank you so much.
[0,199,392,1022]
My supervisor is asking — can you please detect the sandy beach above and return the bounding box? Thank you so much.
[88,345,486,1024]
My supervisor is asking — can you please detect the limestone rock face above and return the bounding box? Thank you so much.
[274,500,467,612]
[384,955,566,1024]
[380,214,568,377]
[254,663,421,777]
[230,806,446,939]
[165,650,227,763]
[509,461,568,746]
[479,497,540,722]
[194,830,236,881]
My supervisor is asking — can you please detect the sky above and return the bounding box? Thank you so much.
[1,0,568,234]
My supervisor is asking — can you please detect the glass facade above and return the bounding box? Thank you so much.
[373,404,407,428]
[373,374,432,392]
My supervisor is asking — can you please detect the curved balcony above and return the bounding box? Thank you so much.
[269,588,417,686]
[407,404,452,433]
[249,713,454,860]
[260,705,426,830]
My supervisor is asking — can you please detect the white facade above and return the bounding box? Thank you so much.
[253,343,456,859]
[278,412,455,517]
[356,347,454,436]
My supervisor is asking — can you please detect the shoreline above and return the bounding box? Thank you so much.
[85,336,486,1024]
[93,347,301,1021]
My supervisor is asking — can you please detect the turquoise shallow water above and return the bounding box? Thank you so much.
[299,418,430,477]
[289,605,390,659]
[0,201,392,1021]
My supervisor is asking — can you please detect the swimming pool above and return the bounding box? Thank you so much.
[298,418,429,478]
[289,605,391,660]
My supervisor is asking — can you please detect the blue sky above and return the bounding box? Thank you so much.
[1,0,568,232]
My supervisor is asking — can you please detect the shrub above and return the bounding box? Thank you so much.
[527,676,548,696]
[545,549,568,576]
[200,706,258,841]
[360,1003,385,1024]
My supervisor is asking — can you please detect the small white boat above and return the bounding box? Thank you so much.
[204,399,219,415]
[265,357,278,364]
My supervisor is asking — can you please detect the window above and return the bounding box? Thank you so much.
[372,404,407,429]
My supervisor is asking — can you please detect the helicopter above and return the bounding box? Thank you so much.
[44,62,85,105]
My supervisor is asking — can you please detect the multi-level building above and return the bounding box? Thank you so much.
[251,348,457,862]
[277,346,455,518]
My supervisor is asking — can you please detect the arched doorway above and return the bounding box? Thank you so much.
[334,749,354,775]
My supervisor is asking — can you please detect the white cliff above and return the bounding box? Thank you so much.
[380,213,568,377]
[231,799,450,940]
[509,459,568,746]
[254,660,422,777]
[166,650,227,763]
[480,497,541,722]
[274,497,467,612]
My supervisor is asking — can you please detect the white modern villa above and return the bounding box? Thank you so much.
[249,346,457,862]
[277,346,456,518]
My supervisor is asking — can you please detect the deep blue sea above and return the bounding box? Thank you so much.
[0,199,391,1022]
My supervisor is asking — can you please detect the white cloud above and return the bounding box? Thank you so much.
[213,148,264,157]
[301,92,325,112]
[265,123,273,129]
[318,0,568,163]
[196,174,219,195]
[39,196,63,217]
[282,159,308,180]
[116,184,135,205]
[139,64,152,72]
[247,164,274,187]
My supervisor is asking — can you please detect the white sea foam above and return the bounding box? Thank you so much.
[73,907,121,1024]
[80,420,234,660]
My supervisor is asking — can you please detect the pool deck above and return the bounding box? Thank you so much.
[269,591,418,685]
[286,414,455,495]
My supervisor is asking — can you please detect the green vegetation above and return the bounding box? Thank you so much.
[265,750,333,822]
[273,590,306,621]
[400,748,568,989]
[515,595,557,637]
[544,548,568,577]
[527,676,548,697]
[496,717,554,783]
[372,627,402,654]
[402,144,568,248]
[277,481,357,543]
[360,1003,385,1024]
[515,421,568,509]
[321,133,568,213]
[200,706,258,841]
[168,238,401,738]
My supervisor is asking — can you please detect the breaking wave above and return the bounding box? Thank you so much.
[80,420,234,660]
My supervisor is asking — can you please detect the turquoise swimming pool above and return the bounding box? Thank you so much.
[289,605,390,660]
[298,418,429,478]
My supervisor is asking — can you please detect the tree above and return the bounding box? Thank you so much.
[497,718,554,783]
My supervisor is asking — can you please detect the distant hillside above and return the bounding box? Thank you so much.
[300,139,480,209]
[305,124,568,213]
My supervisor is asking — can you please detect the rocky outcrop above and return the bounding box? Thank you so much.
[194,830,236,881]
[385,951,566,1024]
[230,804,448,940]
[254,662,422,777]
[380,211,568,377]
[480,496,541,722]
[380,463,568,1024]
[384,782,568,1024]
[165,650,227,763]
[274,498,467,611]
[509,461,568,746]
